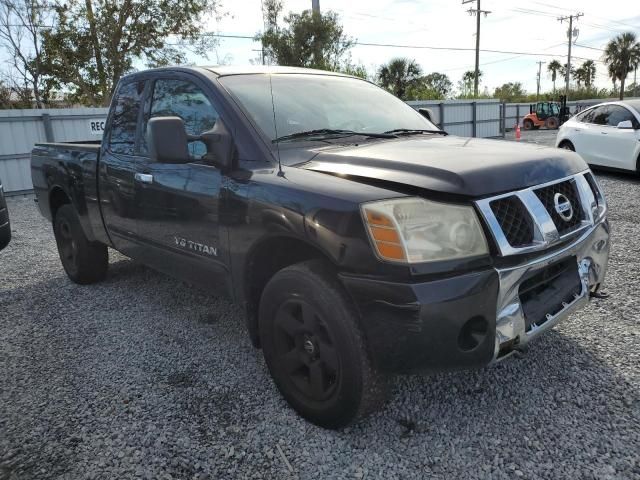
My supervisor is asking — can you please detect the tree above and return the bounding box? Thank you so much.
[573,66,586,88]
[603,32,640,100]
[459,70,482,97]
[0,0,50,107]
[342,63,368,80]
[559,63,575,83]
[0,78,11,108]
[258,1,354,72]
[493,82,526,102]
[404,72,452,100]
[547,59,562,93]
[377,58,422,99]
[40,0,219,106]
[423,72,452,98]
[581,60,596,89]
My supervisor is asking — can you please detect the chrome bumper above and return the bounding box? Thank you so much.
[491,218,610,362]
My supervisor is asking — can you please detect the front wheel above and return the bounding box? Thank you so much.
[558,140,575,151]
[259,260,388,429]
[54,204,108,284]
[523,119,534,130]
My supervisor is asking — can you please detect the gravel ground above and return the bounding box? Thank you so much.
[504,128,559,147]
[1,172,639,480]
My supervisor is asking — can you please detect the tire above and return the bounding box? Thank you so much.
[53,204,108,284]
[523,119,534,130]
[559,140,575,151]
[259,260,388,429]
[545,116,559,129]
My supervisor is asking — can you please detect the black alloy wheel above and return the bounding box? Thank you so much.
[56,216,79,276]
[273,299,340,402]
[259,260,388,429]
[53,204,108,284]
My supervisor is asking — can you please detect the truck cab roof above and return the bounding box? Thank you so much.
[119,65,354,82]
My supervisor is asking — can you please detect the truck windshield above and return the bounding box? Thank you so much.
[219,73,439,142]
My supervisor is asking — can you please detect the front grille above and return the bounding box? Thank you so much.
[490,196,534,247]
[534,180,583,235]
[475,172,597,257]
[518,257,582,330]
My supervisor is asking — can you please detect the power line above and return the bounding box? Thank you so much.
[574,43,605,52]
[195,33,589,57]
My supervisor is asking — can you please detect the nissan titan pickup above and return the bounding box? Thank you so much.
[31,66,610,428]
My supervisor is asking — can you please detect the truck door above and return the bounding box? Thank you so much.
[98,79,147,256]
[132,75,230,293]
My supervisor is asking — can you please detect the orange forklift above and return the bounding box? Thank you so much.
[522,96,570,130]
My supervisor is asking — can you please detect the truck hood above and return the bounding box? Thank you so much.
[297,135,587,197]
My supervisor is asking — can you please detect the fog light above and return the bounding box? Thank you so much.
[458,316,489,352]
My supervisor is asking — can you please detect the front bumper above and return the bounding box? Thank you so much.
[340,218,610,374]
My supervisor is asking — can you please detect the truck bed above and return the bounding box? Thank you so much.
[31,141,106,244]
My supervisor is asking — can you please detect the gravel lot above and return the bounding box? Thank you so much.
[505,128,558,147]
[1,170,639,479]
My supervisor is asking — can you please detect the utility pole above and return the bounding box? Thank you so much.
[536,61,546,101]
[312,0,320,14]
[463,0,491,98]
[558,13,583,98]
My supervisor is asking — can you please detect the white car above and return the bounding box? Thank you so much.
[556,100,640,172]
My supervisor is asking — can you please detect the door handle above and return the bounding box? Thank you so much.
[134,173,153,184]
[601,131,608,135]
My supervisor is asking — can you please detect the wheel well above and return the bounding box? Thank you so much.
[244,236,332,348]
[49,187,71,220]
[558,139,574,149]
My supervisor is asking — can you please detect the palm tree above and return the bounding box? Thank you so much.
[574,66,586,88]
[377,58,422,100]
[581,60,596,89]
[603,32,640,100]
[461,70,482,97]
[547,60,562,93]
[559,63,575,85]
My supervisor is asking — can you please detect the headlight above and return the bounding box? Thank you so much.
[361,197,489,263]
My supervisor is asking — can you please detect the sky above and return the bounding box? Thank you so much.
[199,0,640,95]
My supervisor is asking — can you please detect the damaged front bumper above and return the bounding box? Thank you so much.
[492,217,610,362]
[340,217,610,374]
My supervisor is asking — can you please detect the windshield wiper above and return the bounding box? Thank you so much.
[272,129,397,143]
[383,128,448,136]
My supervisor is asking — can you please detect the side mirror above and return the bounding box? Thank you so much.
[197,119,236,171]
[418,108,434,123]
[617,120,633,129]
[147,116,190,164]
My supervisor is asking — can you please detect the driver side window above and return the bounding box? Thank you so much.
[146,79,219,159]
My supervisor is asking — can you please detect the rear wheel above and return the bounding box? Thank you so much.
[523,119,534,130]
[259,260,388,429]
[53,204,108,284]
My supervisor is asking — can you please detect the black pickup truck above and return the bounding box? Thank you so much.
[32,66,610,428]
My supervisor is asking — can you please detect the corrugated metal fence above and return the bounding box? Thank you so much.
[407,99,502,138]
[0,108,108,194]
